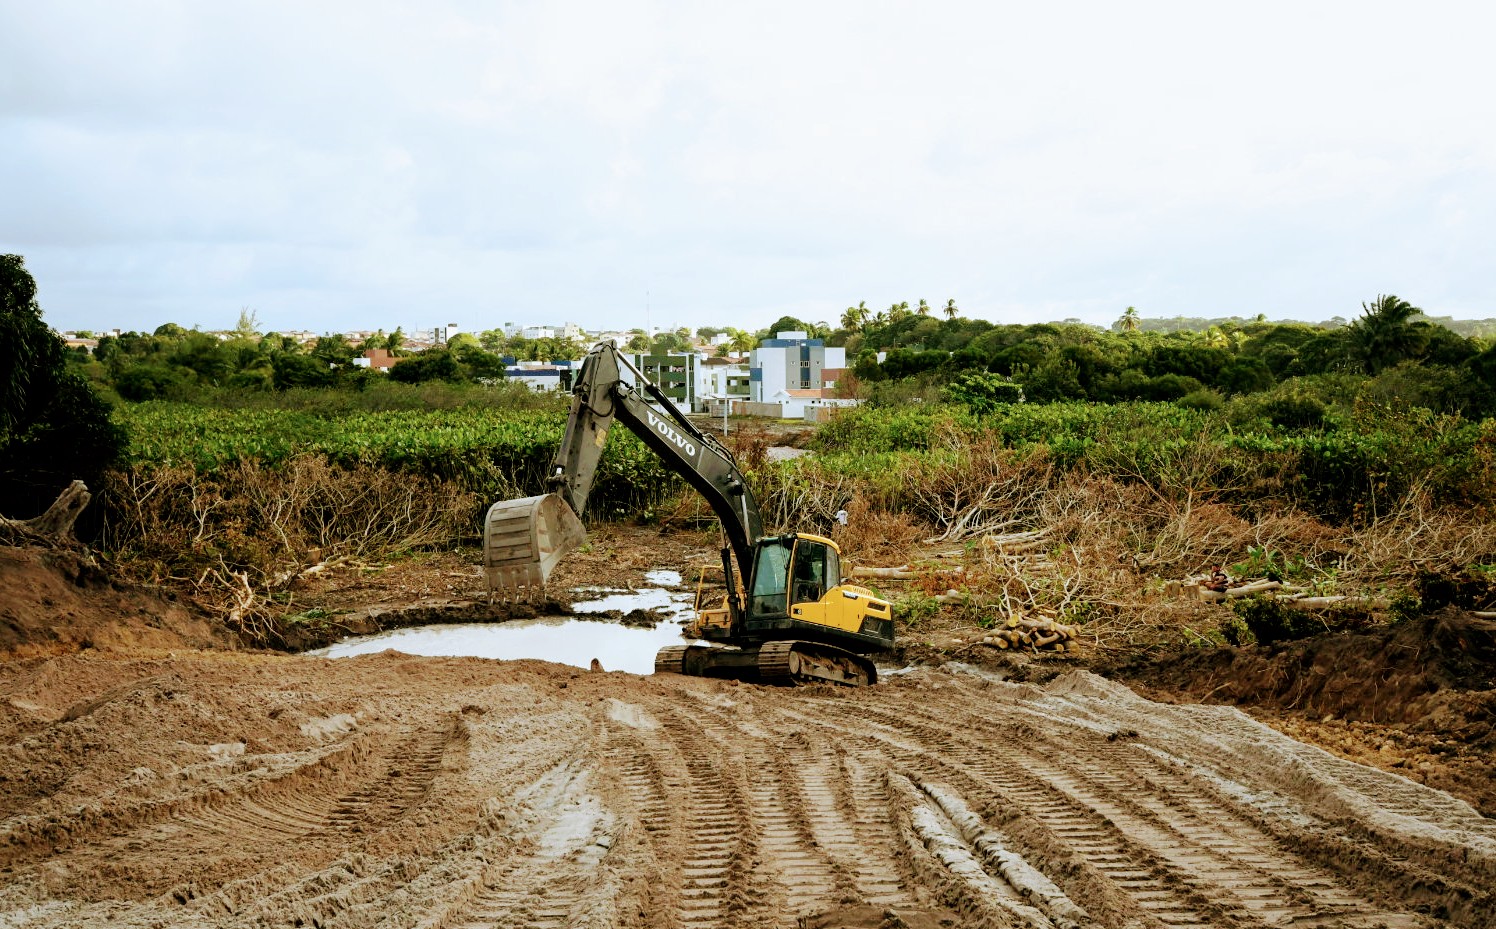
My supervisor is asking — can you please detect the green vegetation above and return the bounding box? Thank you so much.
[114,402,679,521]
[805,398,1494,522]
[838,294,1496,420]
[75,322,521,401]
[18,243,1496,648]
[1,255,125,519]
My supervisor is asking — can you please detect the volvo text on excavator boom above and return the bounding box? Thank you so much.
[482,341,893,685]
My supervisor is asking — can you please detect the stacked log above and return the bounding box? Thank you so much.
[979,615,1078,653]
[1170,574,1388,611]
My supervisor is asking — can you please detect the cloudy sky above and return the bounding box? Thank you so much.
[3,1,1494,336]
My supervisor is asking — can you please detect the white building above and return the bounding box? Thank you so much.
[695,356,751,413]
[748,331,846,403]
[504,360,582,391]
[764,390,861,420]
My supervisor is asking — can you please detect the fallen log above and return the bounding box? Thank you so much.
[852,565,967,580]
[1280,595,1388,610]
[1224,580,1282,598]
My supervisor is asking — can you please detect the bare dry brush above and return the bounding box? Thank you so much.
[102,456,476,643]
[759,431,1495,649]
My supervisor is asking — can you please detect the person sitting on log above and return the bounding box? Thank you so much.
[1204,565,1230,592]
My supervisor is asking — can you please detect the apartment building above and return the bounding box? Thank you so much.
[748,331,846,403]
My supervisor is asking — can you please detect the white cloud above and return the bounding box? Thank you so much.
[2,0,1495,333]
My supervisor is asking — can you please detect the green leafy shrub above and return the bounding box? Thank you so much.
[1232,598,1322,646]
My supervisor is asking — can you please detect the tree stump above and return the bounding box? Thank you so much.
[0,480,91,544]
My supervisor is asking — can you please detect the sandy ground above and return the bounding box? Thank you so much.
[3,652,1493,928]
[3,539,1496,927]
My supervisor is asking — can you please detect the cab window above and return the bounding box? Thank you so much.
[790,539,830,605]
[749,540,792,616]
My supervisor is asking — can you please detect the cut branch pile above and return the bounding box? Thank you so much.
[979,615,1079,653]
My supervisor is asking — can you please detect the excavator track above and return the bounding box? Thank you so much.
[654,645,689,675]
[757,640,877,687]
[654,642,876,686]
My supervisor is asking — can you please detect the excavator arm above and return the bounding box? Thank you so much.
[484,342,762,594]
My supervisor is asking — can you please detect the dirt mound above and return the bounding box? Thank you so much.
[1110,607,1496,814]
[0,546,235,659]
[1113,608,1495,731]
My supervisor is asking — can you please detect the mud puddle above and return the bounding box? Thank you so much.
[311,585,699,674]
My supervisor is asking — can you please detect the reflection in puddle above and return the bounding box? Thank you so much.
[309,617,696,675]
[570,586,693,617]
[312,586,702,675]
[644,569,683,587]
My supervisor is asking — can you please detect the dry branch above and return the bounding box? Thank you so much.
[1224,580,1282,598]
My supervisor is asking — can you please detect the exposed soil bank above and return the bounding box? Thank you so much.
[1105,607,1496,815]
[0,547,235,659]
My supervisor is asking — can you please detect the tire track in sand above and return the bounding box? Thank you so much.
[808,697,1219,927]
[913,694,1433,924]
[61,716,465,900]
[440,761,618,929]
[652,704,763,928]
[863,694,1425,928]
[325,712,462,834]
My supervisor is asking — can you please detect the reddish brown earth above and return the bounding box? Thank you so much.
[3,540,1495,928]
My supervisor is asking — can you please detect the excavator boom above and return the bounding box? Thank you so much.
[484,342,760,594]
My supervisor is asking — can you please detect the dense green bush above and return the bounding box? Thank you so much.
[1,255,126,519]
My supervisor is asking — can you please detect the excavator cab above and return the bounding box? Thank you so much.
[746,535,834,615]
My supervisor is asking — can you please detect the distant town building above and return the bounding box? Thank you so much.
[504,359,582,391]
[697,356,750,414]
[353,348,403,371]
[748,331,846,404]
[626,352,697,409]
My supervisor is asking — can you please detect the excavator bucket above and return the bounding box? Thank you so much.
[483,493,586,594]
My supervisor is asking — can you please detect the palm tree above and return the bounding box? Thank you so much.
[1118,306,1140,332]
[841,306,862,332]
[727,328,757,354]
[944,299,958,320]
[917,299,931,316]
[1349,294,1428,374]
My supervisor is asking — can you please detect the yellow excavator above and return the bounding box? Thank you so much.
[483,342,893,685]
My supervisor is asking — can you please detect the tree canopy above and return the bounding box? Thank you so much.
[1,255,125,519]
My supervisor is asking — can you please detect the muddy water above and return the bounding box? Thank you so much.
[311,585,699,675]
